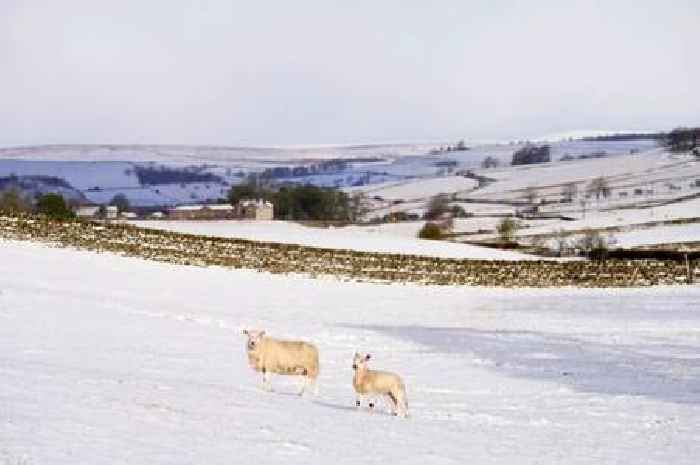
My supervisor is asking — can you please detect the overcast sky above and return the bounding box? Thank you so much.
[1,0,698,147]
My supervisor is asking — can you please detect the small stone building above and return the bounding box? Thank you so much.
[234,199,274,220]
[73,205,100,218]
[73,204,118,219]
[105,205,118,219]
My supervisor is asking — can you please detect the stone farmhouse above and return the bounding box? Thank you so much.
[73,205,119,219]
[234,199,274,220]
[166,200,274,220]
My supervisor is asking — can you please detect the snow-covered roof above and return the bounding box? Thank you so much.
[237,198,273,208]
[207,204,233,210]
[172,204,233,211]
[74,206,100,216]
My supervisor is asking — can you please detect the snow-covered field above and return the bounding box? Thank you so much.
[612,223,700,248]
[131,220,537,260]
[355,176,478,201]
[2,241,699,464]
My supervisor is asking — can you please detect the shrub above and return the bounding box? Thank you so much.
[512,144,551,166]
[418,222,443,240]
[496,217,518,242]
[110,193,130,212]
[36,193,74,220]
[575,229,614,260]
[0,189,32,214]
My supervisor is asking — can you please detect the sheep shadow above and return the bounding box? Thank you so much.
[311,399,358,413]
[345,324,700,405]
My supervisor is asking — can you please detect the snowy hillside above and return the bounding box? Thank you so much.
[2,241,699,464]
[2,139,698,250]
[0,143,436,164]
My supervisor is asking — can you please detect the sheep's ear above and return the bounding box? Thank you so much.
[365,354,371,361]
[259,330,266,337]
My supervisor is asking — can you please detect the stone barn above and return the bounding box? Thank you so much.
[234,199,274,220]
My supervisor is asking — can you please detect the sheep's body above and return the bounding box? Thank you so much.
[352,355,408,417]
[245,331,319,395]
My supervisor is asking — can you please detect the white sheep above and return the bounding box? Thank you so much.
[242,329,319,395]
[352,352,408,417]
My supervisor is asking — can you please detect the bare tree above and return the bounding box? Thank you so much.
[587,177,610,202]
[561,183,578,203]
[525,186,539,205]
[481,156,500,169]
[349,192,370,223]
[552,229,570,256]
[579,198,588,218]
[424,194,450,220]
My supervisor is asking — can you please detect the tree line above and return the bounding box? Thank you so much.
[228,181,362,221]
[0,191,75,220]
[663,127,699,153]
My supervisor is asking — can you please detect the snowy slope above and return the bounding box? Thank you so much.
[0,160,139,190]
[611,223,700,248]
[131,220,539,260]
[1,241,699,464]
[355,176,478,201]
[0,144,436,163]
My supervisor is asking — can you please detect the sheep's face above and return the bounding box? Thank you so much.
[243,329,266,353]
[352,352,371,371]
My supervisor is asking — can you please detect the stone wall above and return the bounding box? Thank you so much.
[1,215,697,288]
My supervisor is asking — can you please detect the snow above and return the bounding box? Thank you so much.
[0,143,436,164]
[507,197,700,242]
[612,223,700,248]
[1,241,699,464]
[356,176,478,201]
[131,220,539,260]
[469,148,686,199]
[0,160,139,190]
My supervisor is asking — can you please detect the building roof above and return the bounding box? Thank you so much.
[171,204,233,211]
[73,206,100,216]
[238,199,273,208]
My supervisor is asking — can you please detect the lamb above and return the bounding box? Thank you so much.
[242,329,319,395]
[352,352,408,417]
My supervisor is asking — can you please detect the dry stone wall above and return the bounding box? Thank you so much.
[1,215,697,288]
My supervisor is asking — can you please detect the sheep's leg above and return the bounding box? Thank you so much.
[297,376,308,396]
[387,392,399,415]
[261,368,272,392]
[394,391,408,418]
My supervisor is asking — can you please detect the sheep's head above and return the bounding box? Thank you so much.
[352,352,371,371]
[242,329,266,353]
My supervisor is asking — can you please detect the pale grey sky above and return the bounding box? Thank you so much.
[1,0,698,147]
